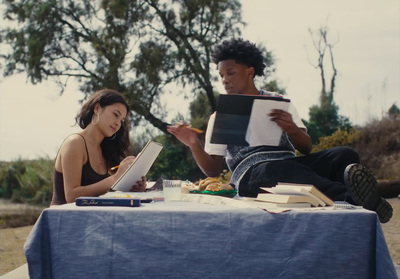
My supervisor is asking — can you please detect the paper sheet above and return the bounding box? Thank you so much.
[245,99,290,146]
[111,141,163,192]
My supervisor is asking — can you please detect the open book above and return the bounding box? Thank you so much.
[111,141,163,192]
[258,183,334,207]
[210,94,290,146]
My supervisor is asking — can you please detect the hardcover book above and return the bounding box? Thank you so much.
[76,197,141,207]
[210,94,290,146]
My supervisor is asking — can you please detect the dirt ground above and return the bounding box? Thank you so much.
[380,198,400,265]
[0,198,399,275]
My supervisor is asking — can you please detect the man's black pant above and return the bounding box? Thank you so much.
[239,146,360,201]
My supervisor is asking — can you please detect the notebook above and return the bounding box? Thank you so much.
[210,94,290,146]
[111,141,163,192]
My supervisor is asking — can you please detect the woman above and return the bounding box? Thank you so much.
[51,89,146,205]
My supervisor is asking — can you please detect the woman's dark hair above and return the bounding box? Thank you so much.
[75,89,132,167]
[211,38,266,76]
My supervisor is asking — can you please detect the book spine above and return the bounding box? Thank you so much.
[76,198,141,207]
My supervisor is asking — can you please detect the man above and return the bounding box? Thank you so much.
[167,38,392,223]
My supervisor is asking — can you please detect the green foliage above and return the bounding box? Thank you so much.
[304,26,353,144]
[145,92,215,181]
[189,91,215,129]
[304,102,352,144]
[147,135,204,181]
[1,0,245,133]
[311,117,400,180]
[312,128,360,153]
[259,80,287,96]
[138,91,217,182]
[0,158,53,205]
[388,103,400,119]
[0,160,25,199]
[142,91,216,182]
[1,117,399,207]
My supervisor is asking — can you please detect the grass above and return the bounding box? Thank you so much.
[0,225,34,275]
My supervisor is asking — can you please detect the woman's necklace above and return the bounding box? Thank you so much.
[92,148,106,173]
[96,158,106,173]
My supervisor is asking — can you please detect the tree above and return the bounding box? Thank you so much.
[259,80,286,96]
[0,0,243,133]
[146,92,216,181]
[1,0,283,182]
[304,26,351,143]
[388,103,400,119]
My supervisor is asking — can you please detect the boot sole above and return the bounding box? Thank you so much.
[344,164,393,223]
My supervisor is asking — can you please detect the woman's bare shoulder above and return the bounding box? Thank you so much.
[60,134,85,152]
[55,134,86,170]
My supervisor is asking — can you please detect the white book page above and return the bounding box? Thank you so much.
[277,183,332,206]
[111,141,163,192]
[262,186,326,206]
[245,99,290,146]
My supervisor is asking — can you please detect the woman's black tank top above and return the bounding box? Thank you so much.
[51,134,109,205]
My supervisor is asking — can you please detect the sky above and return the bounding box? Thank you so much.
[1,0,399,161]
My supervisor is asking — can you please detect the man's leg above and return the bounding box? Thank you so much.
[293,146,360,184]
[239,146,393,222]
[239,159,349,200]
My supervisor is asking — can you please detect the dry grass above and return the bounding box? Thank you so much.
[0,225,34,275]
[352,117,400,180]
[0,199,399,275]
[381,198,400,265]
[0,199,45,275]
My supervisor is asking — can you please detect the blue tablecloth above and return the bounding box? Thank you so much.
[24,200,397,279]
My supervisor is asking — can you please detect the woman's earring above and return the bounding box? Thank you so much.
[92,113,100,125]
[108,133,117,140]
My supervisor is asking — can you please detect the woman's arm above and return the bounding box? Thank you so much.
[57,135,135,203]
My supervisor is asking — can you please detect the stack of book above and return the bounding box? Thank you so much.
[256,183,334,208]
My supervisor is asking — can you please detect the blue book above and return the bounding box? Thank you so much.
[76,197,141,207]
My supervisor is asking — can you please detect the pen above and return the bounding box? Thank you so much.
[110,165,119,171]
[186,126,204,133]
[176,122,203,133]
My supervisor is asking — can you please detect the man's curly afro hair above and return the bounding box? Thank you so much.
[211,38,266,77]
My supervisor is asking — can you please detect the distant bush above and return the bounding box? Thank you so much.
[0,210,43,229]
[311,117,400,180]
[0,158,53,205]
[350,117,400,180]
[312,128,360,153]
[1,117,399,207]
